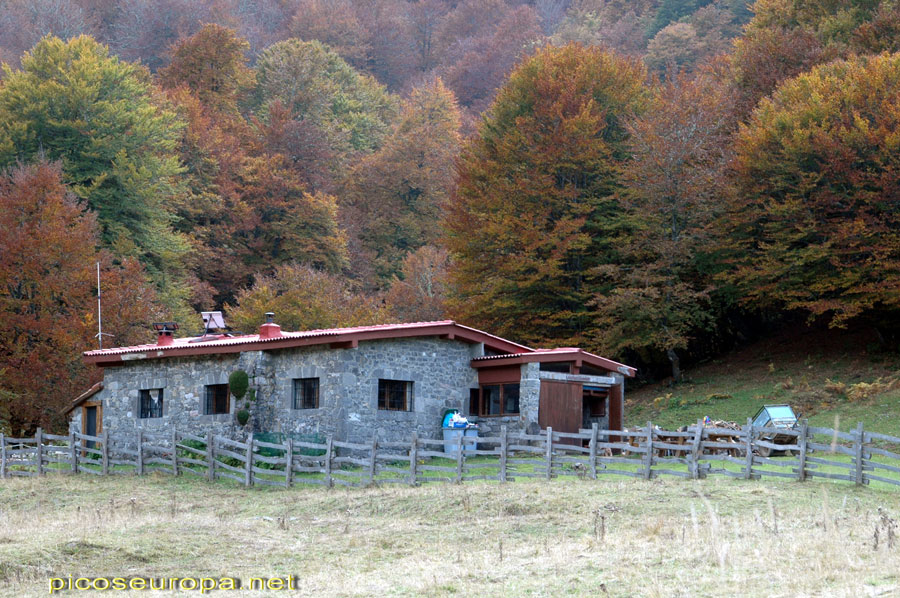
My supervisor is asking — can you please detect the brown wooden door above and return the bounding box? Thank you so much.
[538,381,582,442]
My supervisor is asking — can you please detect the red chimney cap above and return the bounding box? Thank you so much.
[259,313,282,339]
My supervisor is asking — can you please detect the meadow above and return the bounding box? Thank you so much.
[1,472,898,597]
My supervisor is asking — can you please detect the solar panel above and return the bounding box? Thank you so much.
[201,311,226,330]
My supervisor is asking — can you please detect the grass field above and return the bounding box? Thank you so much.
[626,327,900,436]
[1,473,899,597]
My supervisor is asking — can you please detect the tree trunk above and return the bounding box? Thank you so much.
[667,348,682,382]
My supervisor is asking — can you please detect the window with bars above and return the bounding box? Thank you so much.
[293,378,320,409]
[377,379,412,411]
[139,388,163,418]
[205,384,230,415]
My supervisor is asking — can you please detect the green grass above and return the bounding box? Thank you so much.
[1,472,899,597]
[626,327,900,436]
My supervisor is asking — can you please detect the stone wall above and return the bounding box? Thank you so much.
[256,337,482,444]
[71,336,492,444]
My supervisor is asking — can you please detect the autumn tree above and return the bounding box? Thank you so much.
[725,53,900,328]
[446,43,648,348]
[159,24,253,113]
[0,162,161,434]
[440,5,544,112]
[342,78,461,284]
[253,38,399,157]
[593,73,732,379]
[0,35,189,306]
[289,0,371,68]
[166,88,348,306]
[226,263,391,333]
[0,0,93,66]
[729,0,900,120]
[384,246,450,322]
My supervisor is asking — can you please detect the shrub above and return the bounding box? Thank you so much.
[229,370,249,401]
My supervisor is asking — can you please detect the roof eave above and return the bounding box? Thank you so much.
[83,321,534,366]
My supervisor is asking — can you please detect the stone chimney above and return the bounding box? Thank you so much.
[259,312,282,339]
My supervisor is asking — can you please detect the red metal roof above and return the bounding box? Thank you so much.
[83,320,534,365]
[83,319,636,376]
[472,348,636,377]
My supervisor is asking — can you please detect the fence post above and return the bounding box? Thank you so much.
[0,433,6,478]
[642,422,653,480]
[589,423,598,480]
[244,433,254,487]
[206,433,214,482]
[854,421,865,486]
[499,425,508,483]
[35,428,44,476]
[797,419,808,482]
[69,431,78,474]
[368,437,378,486]
[545,427,553,481]
[690,419,704,480]
[137,429,144,476]
[408,432,418,486]
[455,432,464,483]
[171,428,179,477]
[324,435,333,488]
[101,429,109,476]
[284,438,293,488]
[743,417,754,479]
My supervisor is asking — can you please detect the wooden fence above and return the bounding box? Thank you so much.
[1,420,899,489]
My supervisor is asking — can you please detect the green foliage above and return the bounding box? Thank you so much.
[446,43,649,349]
[649,0,714,37]
[0,35,189,292]
[254,38,398,155]
[726,53,900,327]
[236,409,250,426]
[229,371,250,401]
[593,73,730,377]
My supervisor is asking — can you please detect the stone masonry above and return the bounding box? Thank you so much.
[71,336,542,444]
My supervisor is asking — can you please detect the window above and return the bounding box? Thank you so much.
[539,362,572,373]
[378,379,412,411]
[139,389,163,418]
[471,384,520,416]
[205,384,230,415]
[293,378,319,409]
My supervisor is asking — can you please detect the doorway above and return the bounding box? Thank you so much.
[82,401,102,450]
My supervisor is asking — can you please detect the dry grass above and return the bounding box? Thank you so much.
[1,474,899,597]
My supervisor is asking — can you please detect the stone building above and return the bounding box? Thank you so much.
[67,318,635,444]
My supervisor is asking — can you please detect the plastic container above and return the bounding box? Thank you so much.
[442,426,478,456]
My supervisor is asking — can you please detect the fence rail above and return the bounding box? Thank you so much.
[1,419,899,490]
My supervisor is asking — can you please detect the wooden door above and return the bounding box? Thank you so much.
[82,401,102,450]
[538,381,582,443]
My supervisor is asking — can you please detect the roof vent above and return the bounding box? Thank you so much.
[259,312,282,339]
[152,322,179,346]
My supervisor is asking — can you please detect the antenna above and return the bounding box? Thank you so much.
[95,262,113,349]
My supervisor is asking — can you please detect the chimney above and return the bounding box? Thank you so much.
[259,312,282,339]
[152,322,179,346]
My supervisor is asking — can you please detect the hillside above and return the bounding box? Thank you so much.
[626,327,900,436]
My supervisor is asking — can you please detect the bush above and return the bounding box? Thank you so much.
[236,409,250,426]
[229,370,249,401]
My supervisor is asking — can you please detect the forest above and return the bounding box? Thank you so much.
[1,0,899,434]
